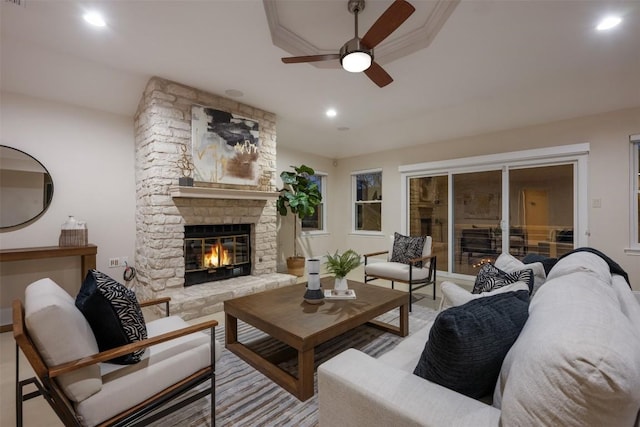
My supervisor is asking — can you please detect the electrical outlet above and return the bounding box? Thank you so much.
[120,256,129,267]
[109,258,120,268]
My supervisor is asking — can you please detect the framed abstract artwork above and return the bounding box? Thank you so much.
[191,105,260,185]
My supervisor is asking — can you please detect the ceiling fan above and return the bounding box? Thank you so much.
[281,0,415,88]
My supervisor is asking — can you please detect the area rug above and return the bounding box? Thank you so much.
[151,305,438,427]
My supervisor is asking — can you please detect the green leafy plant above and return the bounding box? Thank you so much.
[324,249,362,279]
[277,164,322,258]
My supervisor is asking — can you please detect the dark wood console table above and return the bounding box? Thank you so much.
[0,244,97,281]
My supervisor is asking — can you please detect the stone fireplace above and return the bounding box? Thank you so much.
[133,77,295,319]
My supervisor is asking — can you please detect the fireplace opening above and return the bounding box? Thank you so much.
[184,224,251,286]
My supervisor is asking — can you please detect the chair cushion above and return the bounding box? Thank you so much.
[76,270,147,364]
[365,261,431,282]
[24,278,102,402]
[390,232,426,266]
[100,316,222,377]
[76,316,220,427]
[472,263,533,294]
[414,290,529,399]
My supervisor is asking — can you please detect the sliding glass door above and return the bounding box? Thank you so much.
[453,170,502,275]
[409,176,449,272]
[404,145,584,278]
[508,164,574,260]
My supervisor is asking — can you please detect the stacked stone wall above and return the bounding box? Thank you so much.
[133,77,277,301]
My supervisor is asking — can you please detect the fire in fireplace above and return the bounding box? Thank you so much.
[184,224,251,286]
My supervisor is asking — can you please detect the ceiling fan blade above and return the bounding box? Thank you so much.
[361,0,416,49]
[364,61,393,88]
[281,54,340,64]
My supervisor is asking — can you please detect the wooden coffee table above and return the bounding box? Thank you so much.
[224,277,408,401]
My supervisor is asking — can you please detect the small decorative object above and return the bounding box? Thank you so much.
[277,165,323,276]
[59,215,88,247]
[177,144,195,186]
[324,288,357,300]
[307,258,321,274]
[304,258,324,304]
[324,249,361,295]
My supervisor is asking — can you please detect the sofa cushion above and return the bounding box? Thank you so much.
[440,280,529,310]
[24,278,102,402]
[545,250,610,283]
[522,253,558,275]
[413,290,529,399]
[390,232,426,267]
[494,252,546,294]
[76,270,147,364]
[472,263,533,294]
[494,258,640,426]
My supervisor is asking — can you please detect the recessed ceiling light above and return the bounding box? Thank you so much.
[326,109,337,118]
[83,11,106,27]
[596,15,622,31]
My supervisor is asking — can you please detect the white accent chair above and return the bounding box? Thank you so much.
[13,278,222,427]
[363,235,437,311]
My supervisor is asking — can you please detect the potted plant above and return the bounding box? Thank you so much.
[324,249,362,293]
[277,164,322,276]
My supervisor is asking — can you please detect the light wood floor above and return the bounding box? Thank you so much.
[0,266,448,426]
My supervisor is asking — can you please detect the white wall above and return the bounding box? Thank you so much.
[329,107,640,290]
[0,91,136,323]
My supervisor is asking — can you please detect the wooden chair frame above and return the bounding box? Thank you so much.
[363,252,437,311]
[13,297,217,427]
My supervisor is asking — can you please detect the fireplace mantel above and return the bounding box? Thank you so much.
[170,186,280,201]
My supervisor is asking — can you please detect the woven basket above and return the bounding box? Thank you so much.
[59,229,88,247]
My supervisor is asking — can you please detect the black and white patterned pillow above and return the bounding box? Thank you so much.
[390,232,426,267]
[76,270,147,364]
[472,263,534,294]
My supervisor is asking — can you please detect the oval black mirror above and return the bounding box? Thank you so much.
[0,145,54,229]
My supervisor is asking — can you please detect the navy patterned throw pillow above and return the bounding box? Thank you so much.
[76,270,147,364]
[390,233,426,267]
[413,290,530,399]
[472,263,534,294]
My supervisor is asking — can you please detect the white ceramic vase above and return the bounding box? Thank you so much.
[334,277,348,294]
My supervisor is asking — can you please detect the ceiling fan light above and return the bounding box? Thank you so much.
[341,51,372,73]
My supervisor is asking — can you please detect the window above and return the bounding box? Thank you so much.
[302,173,327,233]
[630,135,640,250]
[353,170,382,233]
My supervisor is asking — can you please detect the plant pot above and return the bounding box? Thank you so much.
[334,277,348,294]
[287,256,305,277]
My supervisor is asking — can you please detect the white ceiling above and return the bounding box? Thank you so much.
[1,0,639,159]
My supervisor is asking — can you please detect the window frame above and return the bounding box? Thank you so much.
[301,172,328,235]
[351,168,383,235]
[628,134,640,253]
[400,143,590,280]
